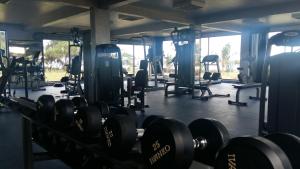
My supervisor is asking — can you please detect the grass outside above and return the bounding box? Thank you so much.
[45,68,66,82]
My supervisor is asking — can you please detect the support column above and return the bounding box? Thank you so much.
[240,32,251,81]
[84,8,111,104]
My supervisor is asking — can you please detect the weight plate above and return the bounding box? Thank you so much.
[265,133,300,169]
[111,107,137,120]
[36,95,55,123]
[75,106,102,134]
[102,115,136,155]
[98,102,110,117]
[72,97,88,109]
[215,137,293,169]
[142,115,163,129]
[188,118,230,166]
[141,119,194,169]
[55,99,75,128]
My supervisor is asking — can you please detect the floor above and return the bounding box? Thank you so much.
[0,83,261,169]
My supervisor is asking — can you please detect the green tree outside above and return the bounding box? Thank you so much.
[43,40,80,81]
[221,43,231,72]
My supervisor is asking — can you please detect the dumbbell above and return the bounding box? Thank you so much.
[265,133,300,169]
[72,97,88,109]
[74,100,137,135]
[36,95,55,123]
[102,115,163,155]
[56,97,101,131]
[215,133,300,169]
[141,118,229,169]
[35,95,86,125]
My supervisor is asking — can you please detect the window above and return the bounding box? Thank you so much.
[118,44,134,75]
[133,45,148,74]
[0,31,6,52]
[162,41,176,75]
[118,44,149,75]
[43,40,69,81]
[198,35,241,79]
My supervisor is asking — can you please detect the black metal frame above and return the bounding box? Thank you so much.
[228,83,262,106]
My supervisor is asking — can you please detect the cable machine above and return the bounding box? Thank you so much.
[165,27,196,96]
[259,30,300,137]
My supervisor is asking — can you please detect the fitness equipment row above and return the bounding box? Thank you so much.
[141,118,299,169]
[7,95,300,169]
[102,113,300,169]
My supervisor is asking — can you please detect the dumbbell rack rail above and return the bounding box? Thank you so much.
[2,97,145,169]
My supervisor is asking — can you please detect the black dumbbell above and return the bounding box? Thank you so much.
[74,106,102,135]
[35,95,86,126]
[141,118,229,169]
[54,99,75,128]
[36,95,55,123]
[72,97,88,109]
[102,115,163,155]
[74,102,137,135]
[265,133,300,169]
[215,134,297,169]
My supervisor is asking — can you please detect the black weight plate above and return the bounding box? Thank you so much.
[72,97,88,109]
[188,118,230,166]
[75,106,102,134]
[142,115,163,129]
[36,95,55,123]
[55,99,75,128]
[110,107,137,119]
[266,133,300,169]
[141,119,194,169]
[215,137,293,169]
[98,102,110,117]
[102,115,136,155]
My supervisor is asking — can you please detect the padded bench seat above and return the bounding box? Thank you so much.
[228,83,262,106]
[233,83,262,89]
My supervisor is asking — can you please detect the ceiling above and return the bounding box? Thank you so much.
[1,0,300,39]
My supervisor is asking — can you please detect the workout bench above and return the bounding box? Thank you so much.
[228,83,262,106]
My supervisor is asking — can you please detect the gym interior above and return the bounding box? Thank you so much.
[0,0,300,169]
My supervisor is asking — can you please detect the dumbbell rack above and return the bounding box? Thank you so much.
[2,97,145,169]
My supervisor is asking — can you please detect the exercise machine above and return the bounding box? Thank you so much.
[60,28,84,98]
[28,51,46,92]
[229,32,267,106]
[126,69,149,112]
[165,28,195,97]
[95,44,125,107]
[259,30,300,137]
[192,55,229,100]
[199,55,222,84]
[192,73,230,100]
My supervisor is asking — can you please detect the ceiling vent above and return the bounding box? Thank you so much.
[0,0,10,4]
[174,0,205,10]
[118,14,144,21]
